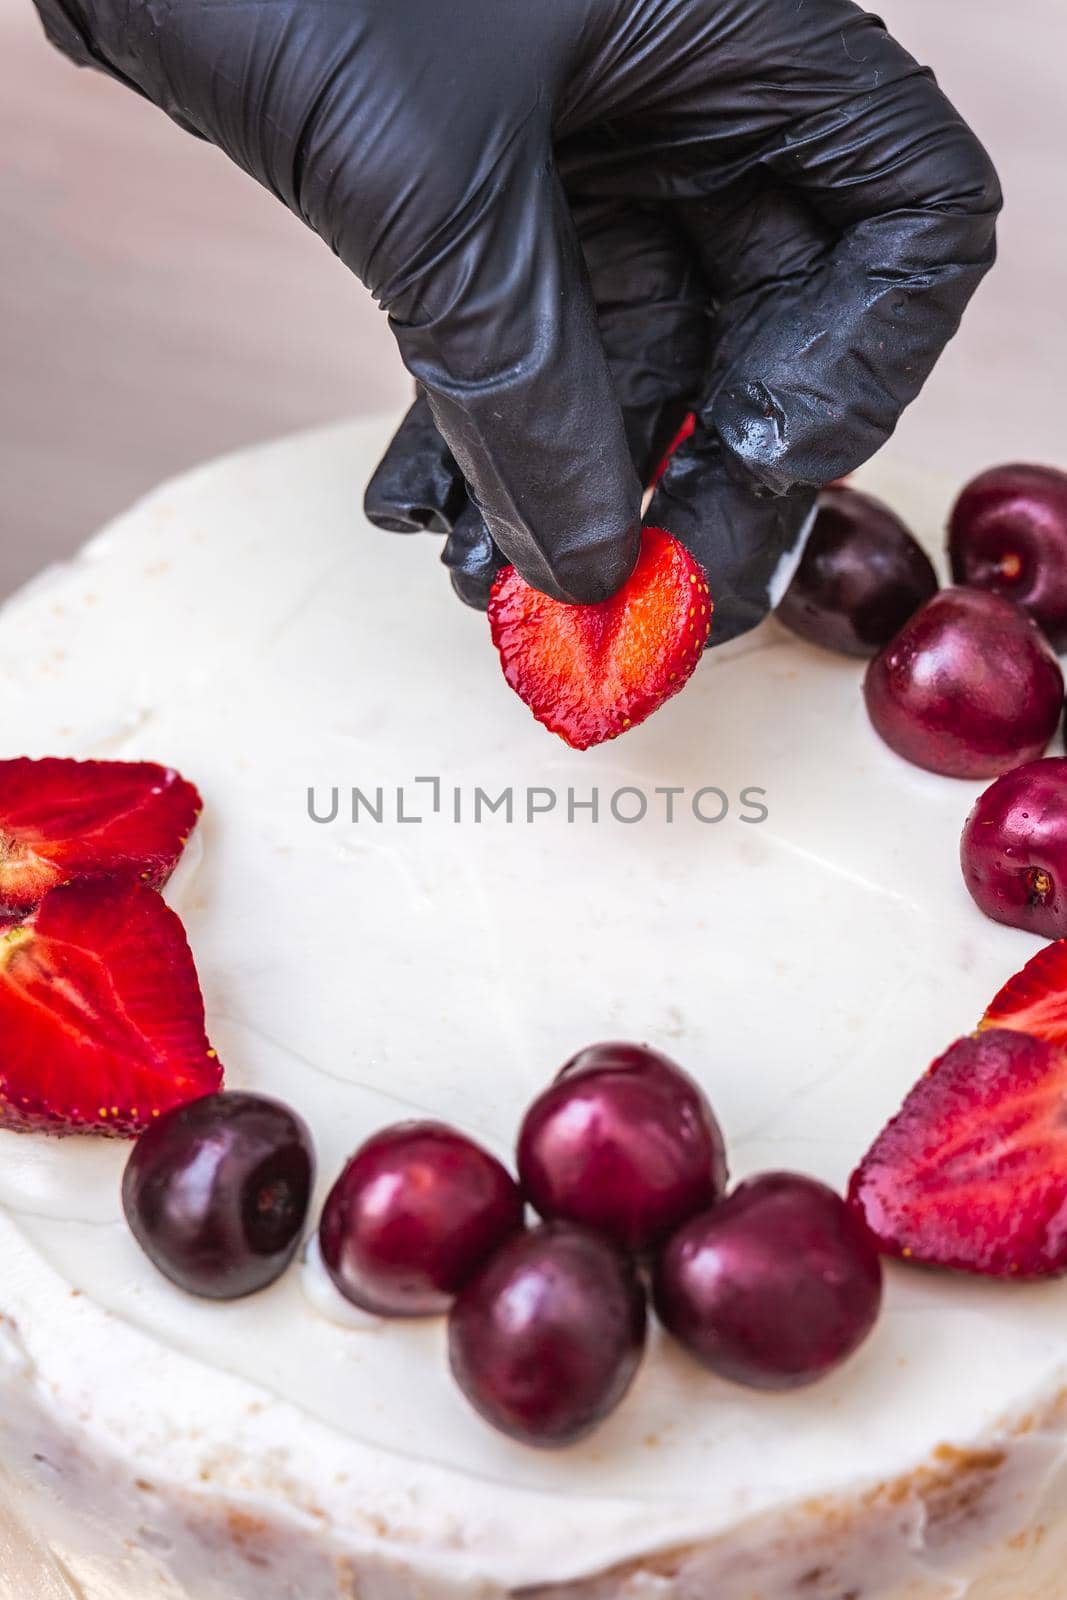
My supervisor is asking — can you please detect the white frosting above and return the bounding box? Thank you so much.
[0,417,1065,1598]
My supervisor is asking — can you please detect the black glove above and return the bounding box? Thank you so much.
[36,0,1000,641]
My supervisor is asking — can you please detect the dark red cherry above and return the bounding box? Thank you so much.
[776,486,938,657]
[949,464,1067,650]
[961,757,1067,936]
[653,1173,882,1390]
[518,1043,727,1255]
[122,1091,315,1299]
[448,1223,647,1447]
[864,587,1063,778]
[319,1121,524,1316]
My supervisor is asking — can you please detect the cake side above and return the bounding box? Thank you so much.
[5,1283,1067,1600]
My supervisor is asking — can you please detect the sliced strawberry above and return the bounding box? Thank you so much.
[848,1029,1067,1277]
[980,940,1067,1047]
[0,758,201,914]
[649,412,696,489]
[0,880,221,1137]
[488,527,711,750]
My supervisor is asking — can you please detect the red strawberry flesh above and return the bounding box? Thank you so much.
[849,1029,1067,1278]
[488,526,711,749]
[980,939,1067,1048]
[0,758,201,914]
[0,880,221,1136]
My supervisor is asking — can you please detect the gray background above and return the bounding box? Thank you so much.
[1,0,1064,597]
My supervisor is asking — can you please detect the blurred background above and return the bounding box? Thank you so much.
[1,0,1063,596]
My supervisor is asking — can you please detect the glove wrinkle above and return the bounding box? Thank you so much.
[651,428,817,644]
[441,502,507,611]
[364,394,468,536]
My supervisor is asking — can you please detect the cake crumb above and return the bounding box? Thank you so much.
[225,1507,268,1545]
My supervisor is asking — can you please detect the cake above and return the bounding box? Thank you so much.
[2,415,1066,1600]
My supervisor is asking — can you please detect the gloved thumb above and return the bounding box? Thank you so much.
[384,138,641,605]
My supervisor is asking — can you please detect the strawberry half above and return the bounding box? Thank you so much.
[488,527,711,750]
[848,1029,1067,1277]
[980,939,1067,1047]
[0,880,221,1136]
[0,758,201,914]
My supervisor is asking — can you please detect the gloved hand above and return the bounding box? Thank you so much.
[36,0,1000,642]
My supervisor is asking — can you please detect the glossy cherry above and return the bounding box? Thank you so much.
[448,1222,647,1447]
[517,1042,727,1255]
[122,1091,315,1299]
[653,1173,882,1390]
[961,758,1067,936]
[864,587,1063,778]
[776,486,938,657]
[949,464,1067,650]
[319,1121,524,1316]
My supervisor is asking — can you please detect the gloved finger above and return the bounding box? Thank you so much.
[368,199,708,594]
[440,502,508,611]
[648,422,816,647]
[679,183,835,383]
[569,196,709,487]
[363,390,468,535]
[706,43,1000,490]
[362,391,504,610]
[429,197,709,611]
[636,184,824,645]
[383,131,642,607]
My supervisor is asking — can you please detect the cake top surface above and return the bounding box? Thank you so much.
[0,415,1062,1589]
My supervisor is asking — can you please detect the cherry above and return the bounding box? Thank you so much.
[517,1042,727,1255]
[961,758,1067,936]
[319,1122,524,1316]
[122,1092,314,1299]
[448,1223,647,1447]
[864,587,1063,779]
[949,464,1067,651]
[776,486,938,657]
[653,1173,882,1391]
